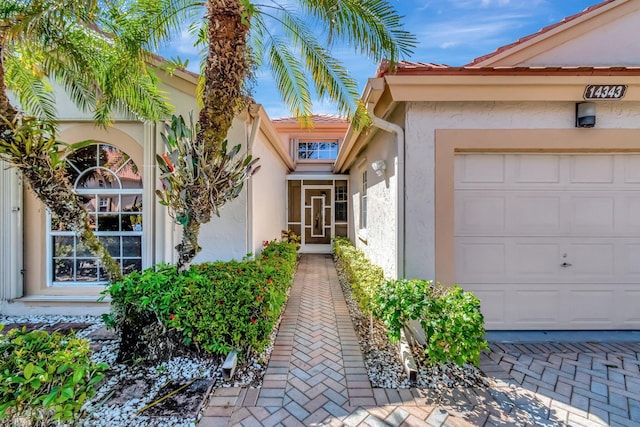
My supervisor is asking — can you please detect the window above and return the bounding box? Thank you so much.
[335,181,347,223]
[297,141,339,161]
[48,144,143,285]
[361,171,367,229]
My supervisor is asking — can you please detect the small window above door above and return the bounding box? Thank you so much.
[296,140,339,161]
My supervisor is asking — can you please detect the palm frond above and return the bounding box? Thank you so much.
[266,36,313,121]
[4,52,57,120]
[256,8,358,120]
[294,0,416,64]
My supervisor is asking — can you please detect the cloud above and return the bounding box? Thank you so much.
[167,29,199,55]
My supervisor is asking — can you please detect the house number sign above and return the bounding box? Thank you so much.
[583,84,627,100]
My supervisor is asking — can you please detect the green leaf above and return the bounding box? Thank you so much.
[24,362,35,380]
[73,367,85,384]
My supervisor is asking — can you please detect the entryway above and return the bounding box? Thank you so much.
[286,176,349,253]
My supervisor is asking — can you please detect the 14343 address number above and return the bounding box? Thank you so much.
[583,84,627,100]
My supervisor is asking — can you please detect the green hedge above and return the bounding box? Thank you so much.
[333,238,487,366]
[105,241,298,357]
[333,237,386,315]
[375,279,488,366]
[0,326,108,424]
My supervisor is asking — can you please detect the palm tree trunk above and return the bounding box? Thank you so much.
[176,222,201,271]
[173,0,251,268]
[198,0,251,153]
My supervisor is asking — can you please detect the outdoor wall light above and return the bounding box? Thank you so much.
[576,102,596,128]
[371,160,387,177]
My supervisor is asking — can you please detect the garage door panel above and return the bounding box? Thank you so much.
[465,284,639,329]
[567,290,614,324]
[514,244,561,274]
[626,245,640,274]
[511,196,561,231]
[568,243,615,275]
[622,291,640,324]
[457,243,506,276]
[569,196,615,232]
[569,155,614,184]
[623,155,640,183]
[468,289,506,325]
[458,196,505,231]
[514,155,560,183]
[457,154,505,183]
[455,153,640,330]
[626,198,640,229]
[510,290,561,324]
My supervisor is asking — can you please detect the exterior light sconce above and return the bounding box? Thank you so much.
[371,160,387,177]
[576,102,596,128]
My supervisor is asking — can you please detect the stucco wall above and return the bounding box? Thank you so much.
[519,9,640,66]
[250,129,288,255]
[404,100,640,281]
[349,109,401,279]
[193,115,250,263]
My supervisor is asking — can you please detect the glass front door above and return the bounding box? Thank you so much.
[302,185,333,252]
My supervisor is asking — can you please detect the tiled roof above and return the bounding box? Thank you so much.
[272,114,348,124]
[376,61,640,77]
[467,0,617,66]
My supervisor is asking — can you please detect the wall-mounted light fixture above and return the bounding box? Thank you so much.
[576,102,596,128]
[371,160,387,177]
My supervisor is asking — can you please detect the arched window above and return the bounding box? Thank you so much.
[48,144,143,284]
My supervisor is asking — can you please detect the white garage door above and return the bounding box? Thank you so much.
[455,153,640,330]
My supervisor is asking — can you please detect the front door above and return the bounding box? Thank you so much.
[302,185,333,252]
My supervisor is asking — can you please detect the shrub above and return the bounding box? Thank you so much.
[332,237,385,315]
[0,325,108,424]
[374,278,488,366]
[104,241,298,362]
[373,279,432,342]
[422,284,488,366]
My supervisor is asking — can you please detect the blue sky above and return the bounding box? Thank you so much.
[160,0,598,118]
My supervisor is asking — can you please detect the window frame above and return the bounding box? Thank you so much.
[47,144,144,286]
[294,139,340,163]
[361,170,367,230]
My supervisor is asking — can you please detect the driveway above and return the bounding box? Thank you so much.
[481,340,640,426]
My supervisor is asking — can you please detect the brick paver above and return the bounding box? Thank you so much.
[201,254,640,426]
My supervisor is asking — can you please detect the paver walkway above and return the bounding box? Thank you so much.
[200,254,640,426]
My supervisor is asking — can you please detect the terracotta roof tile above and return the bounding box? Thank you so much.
[376,62,640,77]
[466,0,618,66]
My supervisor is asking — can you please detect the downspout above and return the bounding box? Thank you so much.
[367,103,405,279]
[246,105,261,256]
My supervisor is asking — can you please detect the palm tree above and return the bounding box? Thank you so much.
[169,0,415,268]
[0,0,191,281]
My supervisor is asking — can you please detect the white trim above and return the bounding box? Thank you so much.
[143,121,156,269]
[287,174,350,180]
[0,164,23,300]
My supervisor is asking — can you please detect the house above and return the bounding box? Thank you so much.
[3,0,640,331]
[335,0,640,330]
[0,66,295,315]
[336,0,640,330]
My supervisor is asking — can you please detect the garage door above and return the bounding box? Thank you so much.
[455,153,640,330]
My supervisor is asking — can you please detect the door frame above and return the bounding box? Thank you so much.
[301,184,334,253]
